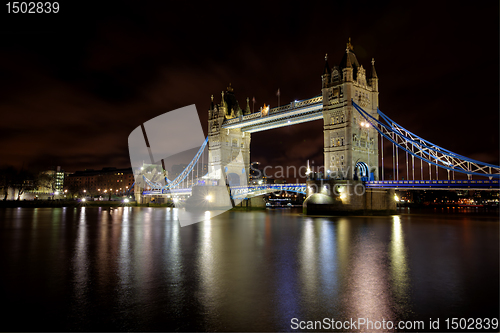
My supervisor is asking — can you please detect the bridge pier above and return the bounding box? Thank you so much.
[303,179,396,215]
[234,196,266,209]
[185,185,233,210]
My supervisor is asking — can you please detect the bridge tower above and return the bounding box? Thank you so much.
[321,39,380,180]
[207,84,251,186]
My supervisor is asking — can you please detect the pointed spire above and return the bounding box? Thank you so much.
[370,58,378,79]
[323,53,331,75]
[345,47,352,68]
[210,94,214,110]
[245,97,251,115]
[221,91,226,109]
[346,37,353,51]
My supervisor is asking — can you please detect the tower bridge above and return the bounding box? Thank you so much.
[136,39,499,214]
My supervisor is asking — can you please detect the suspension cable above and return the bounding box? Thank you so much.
[381,134,384,181]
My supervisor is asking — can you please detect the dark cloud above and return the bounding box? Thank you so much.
[0,1,497,177]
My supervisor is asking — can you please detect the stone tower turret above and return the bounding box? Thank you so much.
[322,38,380,180]
[208,84,251,186]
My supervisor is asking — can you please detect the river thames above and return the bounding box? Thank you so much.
[0,207,498,331]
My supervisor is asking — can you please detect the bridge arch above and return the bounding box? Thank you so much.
[355,161,369,180]
[226,172,241,186]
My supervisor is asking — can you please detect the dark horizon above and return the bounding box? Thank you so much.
[1,1,498,174]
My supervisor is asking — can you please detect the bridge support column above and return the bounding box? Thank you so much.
[134,184,144,203]
[303,179,396,215]
[185,185,233,210]
[233,195,266,209]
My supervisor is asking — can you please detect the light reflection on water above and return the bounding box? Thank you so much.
[390,216,410,309]
[0,207,498,331]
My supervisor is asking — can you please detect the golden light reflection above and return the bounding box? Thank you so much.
[161,208,183,309]
[319,220,338,296]
[32,207,38,229]
[390,216,410,302]
[336,219,350,273]
[96,208,111,287]
[134,208,154,286]
[299,219,319,305]
[119,207,131,286]
[73,207,89,304]
[198,215,221,324]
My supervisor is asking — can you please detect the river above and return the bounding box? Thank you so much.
[0,207,498,331]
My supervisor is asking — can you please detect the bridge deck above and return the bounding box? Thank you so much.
[142,180,499,196]
[222,96,323,133]
[365,179,499,190]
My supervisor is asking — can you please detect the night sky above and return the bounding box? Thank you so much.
[0,1,498,177]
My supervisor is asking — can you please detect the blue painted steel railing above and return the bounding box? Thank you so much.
[142,137,209,190]
[365,179,499,189]
[142,179,499,196]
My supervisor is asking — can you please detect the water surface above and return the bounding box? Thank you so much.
[0,207,497,331]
